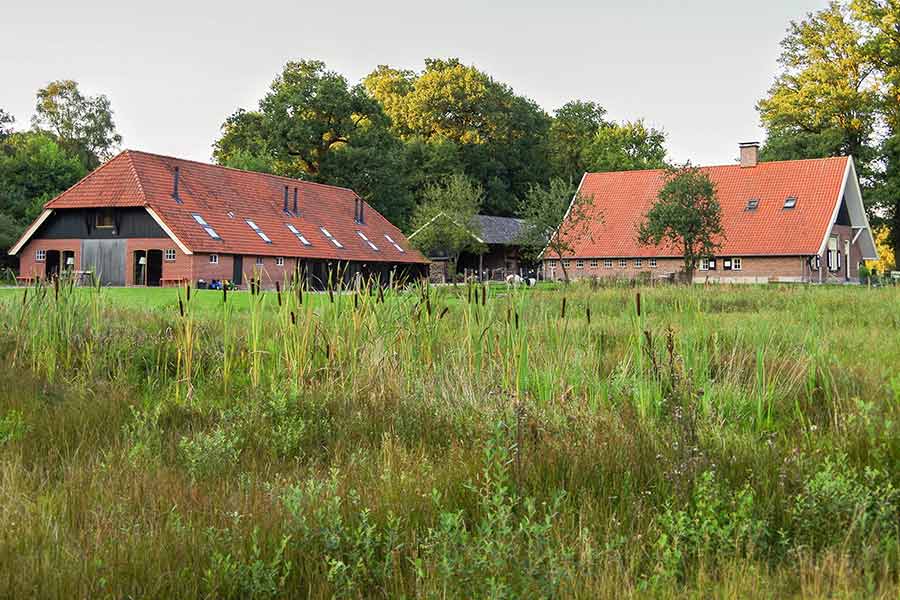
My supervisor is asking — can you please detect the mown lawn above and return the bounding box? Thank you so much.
[0,280,898,598]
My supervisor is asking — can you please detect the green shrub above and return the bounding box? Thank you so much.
[178,425,243,478]
[0,409,27,445]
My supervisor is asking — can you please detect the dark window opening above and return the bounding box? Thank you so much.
[96,208,115,228]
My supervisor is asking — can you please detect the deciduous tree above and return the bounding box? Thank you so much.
[408,174,485,277]
[637,164,724,283]
[32,80,122,170]
[519,178,596,283]
[584,120,668,173]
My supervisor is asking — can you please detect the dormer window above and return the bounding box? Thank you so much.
[783,196,797,209]
[746,199,759,211]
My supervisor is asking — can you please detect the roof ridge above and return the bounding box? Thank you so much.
[124,149,360,195]
[584,155,849,177]
[122,150,148,204]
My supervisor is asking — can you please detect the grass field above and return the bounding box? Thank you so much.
[1,280,899,598]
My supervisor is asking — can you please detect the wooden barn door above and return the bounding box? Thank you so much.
[81,239,126,286]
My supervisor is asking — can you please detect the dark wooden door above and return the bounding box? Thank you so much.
[147,250,163,287]
[232,255,243,286]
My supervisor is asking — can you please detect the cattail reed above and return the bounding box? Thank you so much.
[185,282,191,302]
[426,296,432,317]
[354,293,359,310]
[54,277,59,302]
[290,311,296,325]
[560,297,567,319]
[328,285,334,303]
[439,306,449,320]
[514,310,519,330]
[586,306,592,324]
[636,291,642,317]
[276,281,282,306]
[378,284,384,304]
[222,286,227,304]
[481,284,487,306]
[297,283,303,305]
[178,297,184,318]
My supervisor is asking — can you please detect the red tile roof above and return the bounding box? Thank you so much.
[43,150,426,264]
[557,157,850,258]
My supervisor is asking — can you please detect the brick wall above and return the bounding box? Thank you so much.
[17,238,82,279]
[125,239,192,285]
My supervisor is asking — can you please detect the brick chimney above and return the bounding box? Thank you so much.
[739,142,760,168]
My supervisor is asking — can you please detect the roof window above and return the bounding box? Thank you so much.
[246,219,272,243]
[783,196,797,209]
[384,233,405,253]
[357,230,379,251]
[746,199,759,211]
[286,224,312,246]
[192,213,221,240]
[320,227,344,248]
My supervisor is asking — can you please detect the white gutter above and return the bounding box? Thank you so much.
[407,211,485,244]
[817,158,852,257]
[539,171,588,260]
[145,206,193,255]
[8,209,53,255]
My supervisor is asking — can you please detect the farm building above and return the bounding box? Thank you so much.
[544,143,879,283]
[9,150,427,289]
[410,214,537,282]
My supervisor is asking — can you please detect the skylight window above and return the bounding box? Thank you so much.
[286,224,312,246]
[246,219,272,243]
[356,230,379,251]
[384,233,405,253]
[746,199,759,211]
[783,196,798,209]
[320,227,344,248]
[192,213,221,240]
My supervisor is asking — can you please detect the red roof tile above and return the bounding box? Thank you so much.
[44,150,426,264]
[559,157,850,258]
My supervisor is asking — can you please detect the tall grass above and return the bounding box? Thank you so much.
[0,281,899,598]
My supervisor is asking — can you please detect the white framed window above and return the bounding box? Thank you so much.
[320,227,344,248]
[699,258,710,271]
[604,259,612,268]
[165,249,177,261]
[246,219,272,244]
[192,213,221,240]
[35,249,47,262]
[546,259,557,268]
[619,259,627,268]
[732,257,742,271]
[286,224,312,246]
[357,230,379,251]
[827,236,839,271]
[783,196,797,209]
[209,254,219,264]
[562,259,571,268]
[275,256,284,266]
[576,259,584,269]
[635,259,643,268]
[255,256,264,266]
[723,258,732,270]
[590,259,598,268]
[649,258,658,268]
[384,233,404,253]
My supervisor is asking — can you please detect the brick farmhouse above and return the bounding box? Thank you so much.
[9,150,427,289]
[544,144,879,283]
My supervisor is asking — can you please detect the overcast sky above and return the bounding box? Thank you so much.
[3,0,825,167]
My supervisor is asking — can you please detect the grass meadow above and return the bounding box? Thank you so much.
[0,279,899,599]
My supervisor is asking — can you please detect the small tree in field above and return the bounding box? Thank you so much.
[519,178,596,283]
[637,164,724,283]
[408,174,486,278]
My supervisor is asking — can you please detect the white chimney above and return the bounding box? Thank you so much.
[739,142,760,168]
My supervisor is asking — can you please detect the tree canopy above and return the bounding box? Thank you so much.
[637,164,724,283]
[32,80,122,170]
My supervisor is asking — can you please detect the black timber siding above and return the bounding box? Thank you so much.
[37,208,168,239]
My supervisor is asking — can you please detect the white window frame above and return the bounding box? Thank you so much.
[246,219,272,244]
[255,256,264,266]
[320,227,344,249]
[286,224,312,246]
[209,254,219,264]
[590,259,598,268]
[164,249,177,261]
[619,259,627,268]
[275,256,284,266]
[562,259,571,268]
[732,257,742,271]
[649,258,658,268]
[192,213,221,240]
[384,233,404,253]
[634,259,643,268]
[35,249,47,262]
[357,230,379,251]
[699,258,710,271]
[575,259,584,269]
[604,259,612,268]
